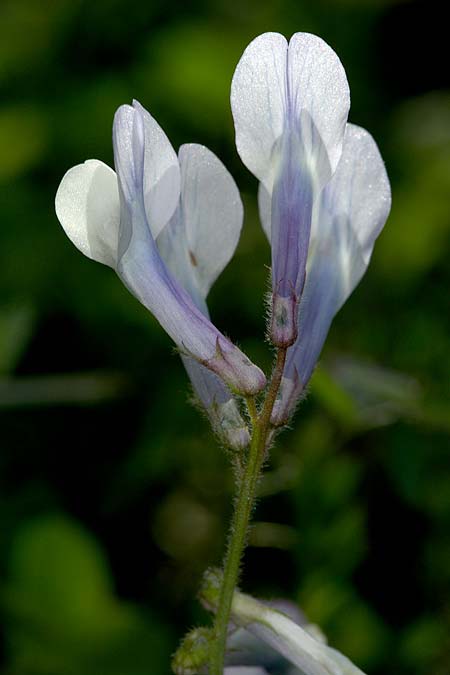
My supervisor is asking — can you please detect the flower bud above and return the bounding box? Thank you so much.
[171,627,213,675]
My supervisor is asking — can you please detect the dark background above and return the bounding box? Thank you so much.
[0,0,449,673]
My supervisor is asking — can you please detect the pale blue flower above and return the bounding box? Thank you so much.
[231,33,350,347]
[55,100,265,419]
[231,33,390,422]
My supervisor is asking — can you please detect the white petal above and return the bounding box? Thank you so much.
[305,123,391,315]
[113,101,181,240]
[293,215,366,388]
[178,143,244,297]
[231,32,288,186]
[231,32,349,189]
[302,122,391,333]
[286,33,350,178]
[313,123,391,268]
[55,160,120,268]
[232,592,366,675]
[157,144,243,303]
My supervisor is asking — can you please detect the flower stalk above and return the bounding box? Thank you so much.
[210,347,287,675]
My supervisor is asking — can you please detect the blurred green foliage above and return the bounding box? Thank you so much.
[0,0,449,674]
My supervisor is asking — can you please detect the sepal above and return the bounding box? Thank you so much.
[270,293,298,348]
[205,338,266,397]
[199,567,223,613]
[172,627,214,675]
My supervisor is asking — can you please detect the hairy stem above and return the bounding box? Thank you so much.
[209,348,287,675]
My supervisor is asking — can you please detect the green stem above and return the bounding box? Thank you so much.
[245,395,258,429]
[209,348,287,675]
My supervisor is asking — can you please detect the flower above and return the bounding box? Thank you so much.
[55,100,266,409]
[198,569,363,675]
[231,33,391,422]
[225,591,366,675]
[231,32,350,347]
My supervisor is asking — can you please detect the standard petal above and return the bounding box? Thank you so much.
[286,33,350,179]
[113,103,266,396]
[272,124,391,424]
[55,159,120,268]
[231,592,366,675]
[178,143,244,297]
[231,32,349,189]
[231,32,288,187]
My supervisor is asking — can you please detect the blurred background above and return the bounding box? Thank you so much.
[0,0,449,673]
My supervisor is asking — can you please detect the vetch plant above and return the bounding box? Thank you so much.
[55,31,391,675]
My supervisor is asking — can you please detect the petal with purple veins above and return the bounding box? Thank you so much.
[231,32,349,191]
